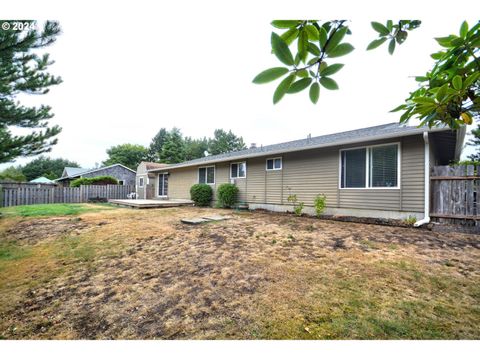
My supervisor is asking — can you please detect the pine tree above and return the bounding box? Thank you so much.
[208,129,246,155]
[147,128,167,162]
[160,128,185,164]
[184,136,209,160]
[0,20,63,163]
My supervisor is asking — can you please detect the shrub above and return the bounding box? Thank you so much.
[217,183,239,208]
[70,176,118,187]
[190,184,213,206]
[404,215,417,226]
[287,194,304,216]
[314,194,327,217]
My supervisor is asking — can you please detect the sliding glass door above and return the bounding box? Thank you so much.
[158,174,168,197]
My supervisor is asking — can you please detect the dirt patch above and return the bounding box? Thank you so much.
[5,217,91,245]
[0,207,479,339]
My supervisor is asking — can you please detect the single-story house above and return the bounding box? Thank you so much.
[139,123,465,223]
[135,161,168,199]
[29,176,55,184]
[56,164,136,186]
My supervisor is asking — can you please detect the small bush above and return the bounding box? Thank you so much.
[217,183,239,208]
[287,194,304,216]
[70,176,118,187]
[190,184,213,206]
[314,194,327,217]
[404,215,417,226]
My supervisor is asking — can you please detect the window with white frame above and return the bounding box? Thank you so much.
[138,177,144,187]
[198,166,215,184]
[266,157,282,170]
[231,162,246,178]
[340,144,399,189]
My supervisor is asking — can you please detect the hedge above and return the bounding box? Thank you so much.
[216,183,239,208]
[190,184,213,206]
[70,176,119,187]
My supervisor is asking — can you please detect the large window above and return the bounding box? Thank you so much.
[231,162,246,178]
[266,157,282,170]
[198,166,215,185]
[340,144,399,189]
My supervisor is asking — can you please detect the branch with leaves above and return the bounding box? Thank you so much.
[253,20,419,105]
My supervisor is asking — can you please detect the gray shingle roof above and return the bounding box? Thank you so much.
[64,167,90,177]
[150,122,450,172]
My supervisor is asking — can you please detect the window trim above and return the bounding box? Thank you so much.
[230,161,247,179]
[198,165,215,185]
[338,142,401,190]
[138,177,144,187]
[266,157,283,171]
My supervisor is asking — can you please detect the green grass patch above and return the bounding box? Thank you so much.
[0,203,115,218]
[0,242,31,261]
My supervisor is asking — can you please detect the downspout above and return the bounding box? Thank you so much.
[414,131,430,227]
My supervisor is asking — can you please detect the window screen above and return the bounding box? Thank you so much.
[369,145,398,187]
[266,159,274,170]
[206,167,215,184]
[341,148,366,188]
[274,158,282,169]
[238,162,246,177]
[231,163,238,178]
[198,167,206,184]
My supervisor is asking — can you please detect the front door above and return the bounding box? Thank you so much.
[158,174,168,197]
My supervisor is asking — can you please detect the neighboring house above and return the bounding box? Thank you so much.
[143,123,465,222]
[136,162,168,199]
[55,164,136,186]
[30,176,55,184]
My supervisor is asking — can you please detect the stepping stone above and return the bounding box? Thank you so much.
[181,218,209,225]
[201,215,231,221]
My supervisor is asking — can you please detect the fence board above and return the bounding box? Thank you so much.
[431,165,479,226]
[1,184,135,207]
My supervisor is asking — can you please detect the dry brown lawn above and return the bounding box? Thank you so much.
[0,204,479,339]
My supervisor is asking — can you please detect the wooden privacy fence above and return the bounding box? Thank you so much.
[430,165,479,224]
[0,183,135,207]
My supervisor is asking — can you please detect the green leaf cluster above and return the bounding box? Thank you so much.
[253,20,355,104]
[393,21,480,128]
[190,183,213,207]
[70,176,118,187]
[366,20,421,54]
[216,183,239,208]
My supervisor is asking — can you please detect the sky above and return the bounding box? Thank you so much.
[2,0,479,170]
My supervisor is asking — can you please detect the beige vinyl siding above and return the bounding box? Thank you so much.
[283,148,338,207]
[400,135,424,212]
[247,157,266,203]
[158,134,426,213]
[164,167,197,199]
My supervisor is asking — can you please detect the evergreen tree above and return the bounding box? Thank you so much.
[0,20,63,163]
[21,156,79,180]
[147,128,167,162]
[160,128,185,163]
[0,166,26,181]
[103,143,149,170]
[208,129,246,155]
[184,136,209,160]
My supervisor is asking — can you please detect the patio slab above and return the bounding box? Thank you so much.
[109,199,194,209]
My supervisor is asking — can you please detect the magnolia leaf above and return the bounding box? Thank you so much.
[320,63,344,76]
[452,75,462,90]
[281,28,300,45]
[366,37,387,50]
[271,32,295,66]
[318,26,328,50]
[252,67,290,84]
[327,43,354,57]
[326,26,348,53]
[307,42,321,56]
[287,78,313,93]
[388,39,396,54]
[305,25,319,41]
[309,82,320,104]
[271,20,300,29]
[460,21,469,39]
[273,74,296,104]
[320,77,339,90]
[371,22,390,36]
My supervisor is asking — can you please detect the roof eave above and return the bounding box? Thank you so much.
[149,127,449,173]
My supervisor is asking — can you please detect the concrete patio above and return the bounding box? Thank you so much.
[108,199,194,209]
